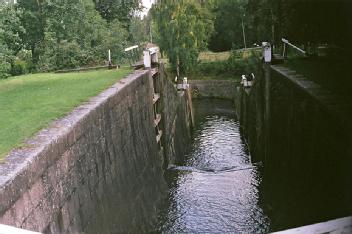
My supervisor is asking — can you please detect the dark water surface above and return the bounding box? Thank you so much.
[153,99,270,233]
[151,98,351,234]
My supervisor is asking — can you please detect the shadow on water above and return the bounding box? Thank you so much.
[152,99,270,233]
[151,98,352,234]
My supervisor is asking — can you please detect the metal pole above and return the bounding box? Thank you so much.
[242,15,247,50]
[150,21,153,43]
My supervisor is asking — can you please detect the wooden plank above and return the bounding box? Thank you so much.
[153,93,160,104]
[272,216,352,234]
[156,130,163,143]
[154,114,161,127]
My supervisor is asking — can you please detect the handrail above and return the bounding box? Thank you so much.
[124,45,141,67]
[124,45,139,52]
[282,38,306,58]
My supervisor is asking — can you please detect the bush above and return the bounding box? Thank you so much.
[226,49,261,75]
[0,50,12,79]
[11,59,29,76]
[194,49,261,80]
[197,61,227,75]
[0,60,11,79]
[38,39,90,71]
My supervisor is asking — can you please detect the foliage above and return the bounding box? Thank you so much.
[0,4,24,78]
[0,52,12,79]
[17,0,45,64]
[129,15,150,44]
[207,0,352,52]
[226,49,261,75]
[11,59,30,76]
[15,0,129,73]
[208,0,247,52]
[38,39,85,71]
[0,4,24,53]
[245,0,352,50]
[198,51,230,62]
[193,49,261,80]
[93,0,142,25]
[0,68,132,159]
[152,0,214,77]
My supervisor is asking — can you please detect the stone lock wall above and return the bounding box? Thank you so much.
[0,67,194,233]
[159,65,194,165]
[237,64,352,175]
[236,63,352,225]
[188,80,239,100]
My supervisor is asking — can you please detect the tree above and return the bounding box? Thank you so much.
[209,0,247,51]
[152,0,213,77]
[0,4,24,78]
[245,0,352,50]
[93,0,142,26]
[129,15,150,44]
[17,0,46,65]
[36,0,129,71]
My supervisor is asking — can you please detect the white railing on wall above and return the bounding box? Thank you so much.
[282,38,306,58]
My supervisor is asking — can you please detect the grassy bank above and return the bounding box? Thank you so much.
[191,49,261,81]
[0,68,132,160]
[163,49,261,81]
[198,51,231,62]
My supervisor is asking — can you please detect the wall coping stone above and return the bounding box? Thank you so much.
[188,79,239,84]
[271,65,352,132]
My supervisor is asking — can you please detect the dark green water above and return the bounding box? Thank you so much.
[151,98,351,234]
[153,99,270,233]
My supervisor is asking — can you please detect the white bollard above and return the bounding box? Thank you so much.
[143,50,151,68]
[262,42,272,63]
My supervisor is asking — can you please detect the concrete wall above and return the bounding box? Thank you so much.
[0,66,193,233]
[237,63,352,172]
[236,62,352,227]
[160,66,194,165]
[189,80,238,99]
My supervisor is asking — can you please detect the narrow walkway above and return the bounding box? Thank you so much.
[272,65,352,132]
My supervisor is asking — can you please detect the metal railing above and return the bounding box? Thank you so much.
[282,38,306,58]
[124,45,142,67]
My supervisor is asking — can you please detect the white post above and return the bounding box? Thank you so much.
[143,50,151,68]
[262,42,272,63]
[108,50,111,63]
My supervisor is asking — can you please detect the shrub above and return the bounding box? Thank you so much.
[11,59,29,76]
[194,49,262,80]
[197,61,227,75]
[0,48,12,79]
[226,49,261,75]
[0,60,11,79]
[38,39,88,71]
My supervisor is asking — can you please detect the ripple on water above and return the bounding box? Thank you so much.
[154,100,270,233]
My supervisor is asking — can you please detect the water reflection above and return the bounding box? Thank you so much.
[153,99,270,233]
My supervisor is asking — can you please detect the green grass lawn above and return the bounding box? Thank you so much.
[0,68,132,160]
[198,51,231,62]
